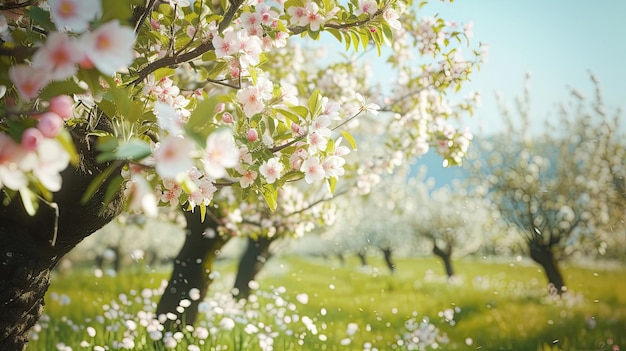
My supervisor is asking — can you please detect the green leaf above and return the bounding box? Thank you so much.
[261,184,278,211]
[185,95,221,146]
[96,100,117,119]
[39,80,87,101]
[153,67,177,81]
[81,164,117,204]
[341,130,357,150]
[106,85,145,123]
[307,90,322,118]
[114,139,152,161]
[327,28,343,43]
[100,0,133,24]
[343,31,352,51]
[359,29,369,51]
[200,203,207,222]
[103,175,124,204]
[28,6,55,32]
[351,31,360,52]
[326,176,337,195]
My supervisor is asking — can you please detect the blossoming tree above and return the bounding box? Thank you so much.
[0,0,483,348]
[468,77,626,294]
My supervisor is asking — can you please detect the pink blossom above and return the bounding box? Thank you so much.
[301,156,325,183]
[307,131,328,153]
[154,101,183,135]
[21,128,44,151]
[322,156,345,178]
[32,32,80,81]
[33,139,71,192]
[203,130,240,179]
[237,30,263,68]
[334,144,351,157]
[212,29,239,58]
[154,136,194,179]
[0,134,30,190]
[303,2,325,31]
[128,174,158,217]
[188,178,217,208]
[287,6,307,26]
[259,157,283,184]
[49,0,100,32]
[356,92,381,116]
[37,112,64,138]
[289,148,308,170]
[320,97,341,120]
[81,20,135,75]
[240,12,262,31]
[312,115,331,136]
[49,95,74,120]
[355,0,378,16]
[383,8,401,31]
[256,3,279,26]
[239,170,257,188]
[237,86,265,117]
[9,65,50,101]
[159,179,182,206]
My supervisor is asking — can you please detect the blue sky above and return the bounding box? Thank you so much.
[425,0,626,135]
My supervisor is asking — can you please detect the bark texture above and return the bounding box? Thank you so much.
[156,209,230,329]
[529,242,566,294]
[0,123,123,350]
[432,242,455,278]
[356,250,368,267]
[232,236,274,299]
[380,247,395,273]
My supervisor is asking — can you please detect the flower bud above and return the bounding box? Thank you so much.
[37,112,64,138]
[21,128,44,151]
[247,128,258,142]
[49,95,74,120]
[222,112,234,123]
[215,103,226,114]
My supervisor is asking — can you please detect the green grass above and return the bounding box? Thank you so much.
[28,255,625,350]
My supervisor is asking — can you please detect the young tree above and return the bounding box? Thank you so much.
[0,0,483,347]
[469,77,626,293]
[408,183,487,278]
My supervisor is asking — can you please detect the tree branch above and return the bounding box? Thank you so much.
[133,0,157,34]
[0,0,35,10]
[130,42,215,85]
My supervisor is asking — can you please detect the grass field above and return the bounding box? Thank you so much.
[28,255,625,350]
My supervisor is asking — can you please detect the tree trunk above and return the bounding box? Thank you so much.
[432,242,455,278]
[529,242,566,294]
[356,250,368,267]
[111,245,121,272]
[232,236,274,299]
[156,209,230,330]
[380,247,395,273]
[336,252,345,266]
[0,123,124,350]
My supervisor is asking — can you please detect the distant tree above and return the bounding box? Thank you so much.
[407,180,488,278]
[469,77,626,293]
[66,212,186,272]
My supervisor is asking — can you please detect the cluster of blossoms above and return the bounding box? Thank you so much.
[0,94,71,191]
[1,0,482,220]
[0,0,136,204]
